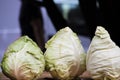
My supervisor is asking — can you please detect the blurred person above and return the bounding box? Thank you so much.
[19,0,45,51]
[43,0,68,31]
[79,0,120,46]
[78,0,96,39]
[42,0,89,37]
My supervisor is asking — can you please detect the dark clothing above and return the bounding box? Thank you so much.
[43,0,68,31]
[19,0,43,42]
[79,0,120,46]
[79,0,97,38]
[19,0,45,50]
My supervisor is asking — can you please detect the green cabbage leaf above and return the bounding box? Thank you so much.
[1,36,45,80]
[44,27,86,80]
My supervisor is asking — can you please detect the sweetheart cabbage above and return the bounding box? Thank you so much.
[44,27,86,80]
[86,26,120,80]
[1,36,45,80]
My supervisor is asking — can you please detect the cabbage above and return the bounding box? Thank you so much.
[44,27,86,80]
[86,26,120,80]
[1,36,45,80]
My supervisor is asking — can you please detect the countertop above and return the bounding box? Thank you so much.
[0,71,93,80]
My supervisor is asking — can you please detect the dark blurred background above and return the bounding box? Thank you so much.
[0,0,91,71]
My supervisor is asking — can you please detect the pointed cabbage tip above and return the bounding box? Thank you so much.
[19,35,31,41]
[95,26,110,38]
[61,26,73,32]
[19,35,29,39]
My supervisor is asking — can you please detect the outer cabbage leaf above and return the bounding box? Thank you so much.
[86,26,120,80]
[1,36,45,80]
[44,27,86,80]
